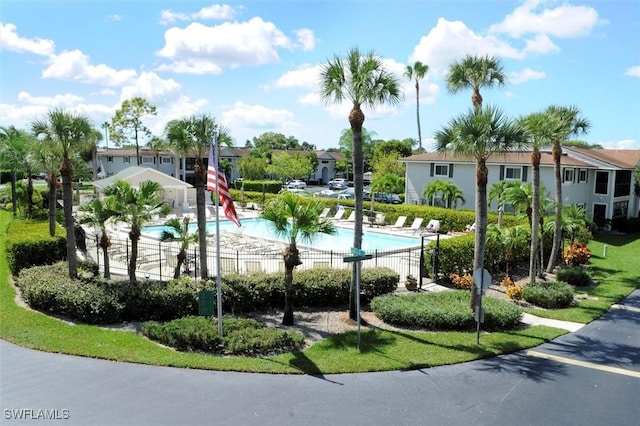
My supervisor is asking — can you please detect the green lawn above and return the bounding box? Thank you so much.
[1,209,636,374]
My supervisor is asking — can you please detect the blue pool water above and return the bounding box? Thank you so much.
[143,218,420,251]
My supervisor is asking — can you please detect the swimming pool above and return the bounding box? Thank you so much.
[142,218,420,251]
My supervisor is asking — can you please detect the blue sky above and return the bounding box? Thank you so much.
[1,0,639,150]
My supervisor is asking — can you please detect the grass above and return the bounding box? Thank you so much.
[2,209,635,374]
[524,233,640,323]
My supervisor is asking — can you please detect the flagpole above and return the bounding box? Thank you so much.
[212,131,223,336]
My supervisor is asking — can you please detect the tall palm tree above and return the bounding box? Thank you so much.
[519,111,562,284]
[446,54,506,109]
[160,216,198,279]
[78,198,116,279]
[435,105,525,308]
[31,139,63,235]
[404,61,429,151]
[32,109,93,278]
[165,114,232,280]
[545,105,591,273]
[261,192,336,325]
[320,47,403,320]
[103,179,170,282]
[0,126,30,218]
[147,136,167,171]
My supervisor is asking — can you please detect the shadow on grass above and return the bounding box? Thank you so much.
[592,233,640,247]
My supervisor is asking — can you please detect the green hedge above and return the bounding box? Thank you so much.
[15,262,399,324]
[5,219,66,276]
[555,266,593,287]
[523,281,574,309]
[141,316,305,356]
[370,290,523,331]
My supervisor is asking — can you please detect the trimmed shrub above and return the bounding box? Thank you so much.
[506,284,524,300]
[522,281,574,309]
[141,316,304,355]
[5,219,66,275]
[555,266,593,287]
[370,290,522,331]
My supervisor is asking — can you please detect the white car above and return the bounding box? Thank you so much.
[287,180,307,189]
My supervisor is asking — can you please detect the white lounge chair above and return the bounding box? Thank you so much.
[390,216,407,228]
[407,218,424,234]
[424,219,441,233]
[319,207,331,219]
[344,211,356,222]
[331,209,346,221]
[374,213,386,227]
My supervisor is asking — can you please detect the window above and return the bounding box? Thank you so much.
[613,200,628,218]
[161,157,172,164]
[142,157,154,164]
[563,168,574,183]
[595,171,608,194]
[579,169,588,183]
[123,157,130,163]
[434,164,449,176]
[107,156,113,163]
[505,167,521,180]
[614,170,632,197]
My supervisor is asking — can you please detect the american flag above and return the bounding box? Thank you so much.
[207,145,241,227]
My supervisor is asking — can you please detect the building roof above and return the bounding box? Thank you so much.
[400,151,592,167]
[564,147,640,169]
[93,166,193,189]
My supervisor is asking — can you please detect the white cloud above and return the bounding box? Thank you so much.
[409,18,523,76]
[146,95,210,136]
[270,63,321,90]
[489,0,601,39]
[119,71,181,102]
[42,49,137,86]
[625,66,640,78]
[17,91,84,106]
[156,18,294,74]
[104,14,122,23]
[159,4,236,24]
[221,101,298,130]
[600,139,640,150]
[295,28,316,51]
[523,33,560,54]
[0,22,55,56]
[509,67,546,84]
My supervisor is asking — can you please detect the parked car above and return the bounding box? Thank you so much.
[286,179,307,189]
[328,178,348,190]
[313,189,340,198]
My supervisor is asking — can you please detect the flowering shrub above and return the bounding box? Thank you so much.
[449,273,473,290]
[500,275,514,288]
[506,284,524,300]
[563,242,591,266]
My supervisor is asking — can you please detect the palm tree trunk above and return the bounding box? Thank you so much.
[349,106,365,321]
[195,159,208,279]
[135,129,140,166]
[10,170,17,217]
[128,228,139,282]
[48,173,57,236]
[100,231,111,279]
[471,159,489,309]
[415,81,422,151]
[547,142,563,273]
[529,154,541,285]
[27,176,34,218]
[61,159,77,278]
[282,243,301,325]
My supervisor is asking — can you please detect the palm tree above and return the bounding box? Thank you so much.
[504,182,533,226]
[160,216,198,279]
[103,179,170,282]
[441,180,465,209]
[320,47,403,320]
[486,223,529,277]
[261,192,336,325]
[545,105,591,273]
[446,54,506,109]
[487,181,520,227]
[32,109,93,278]
[435,105,525,308]
[519,111,562,284]
[78,198,116,279]
[31,140,63,235]
[422,179,447,207]
[147,136,167,171]
[165,114,232,280]
[0,126,31,218]
[404,61,429,151]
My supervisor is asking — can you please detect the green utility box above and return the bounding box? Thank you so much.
[198,290,214,316]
